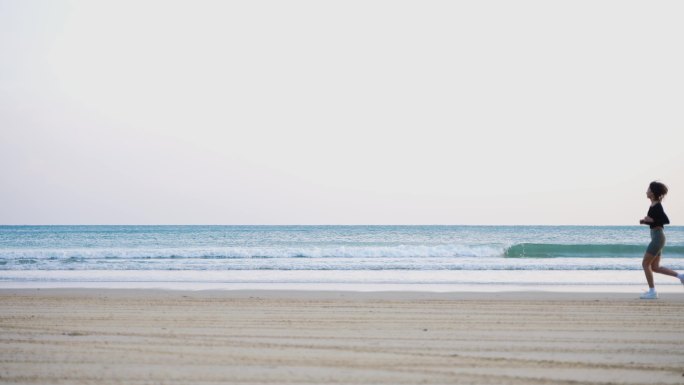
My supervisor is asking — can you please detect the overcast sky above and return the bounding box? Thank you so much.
[1,0,682,225]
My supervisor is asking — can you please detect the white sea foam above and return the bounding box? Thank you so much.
[0,244,506,260]
[2,270,683,293]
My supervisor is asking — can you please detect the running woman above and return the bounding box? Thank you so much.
[639,181,684,299]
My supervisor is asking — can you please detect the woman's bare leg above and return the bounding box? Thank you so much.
[651,254,678,278]
[642,253,657,288]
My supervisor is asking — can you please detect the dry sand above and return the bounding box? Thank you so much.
[1,289,683,385]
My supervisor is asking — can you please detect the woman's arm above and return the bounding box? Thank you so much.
[640,216,654,225]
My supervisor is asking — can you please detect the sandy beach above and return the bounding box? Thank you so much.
[1,289,683,385]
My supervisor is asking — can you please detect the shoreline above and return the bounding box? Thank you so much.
[4,269,684,293]
[3,280,684,294]
[2,282,684,294]
[3,287,684,300]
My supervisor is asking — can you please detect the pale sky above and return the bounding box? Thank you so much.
[1,0,682,225]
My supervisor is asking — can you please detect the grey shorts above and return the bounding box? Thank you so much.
[646,228,666,256]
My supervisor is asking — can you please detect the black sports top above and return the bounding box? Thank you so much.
[647,202,670,229]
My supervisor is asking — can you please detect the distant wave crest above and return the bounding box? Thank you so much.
[0,244,505,261]
[505,243,684,258]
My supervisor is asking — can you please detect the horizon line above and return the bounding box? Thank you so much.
[0,224,670,227]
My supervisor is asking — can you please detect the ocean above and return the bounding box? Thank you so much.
[2,225,683,291]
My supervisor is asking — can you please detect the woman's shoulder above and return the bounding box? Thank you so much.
[649,202,666,215]
[648,202,663,214]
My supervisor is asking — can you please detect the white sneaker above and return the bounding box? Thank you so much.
[640,291,658,300]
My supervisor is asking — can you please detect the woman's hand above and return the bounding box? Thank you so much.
[640,216,653,225]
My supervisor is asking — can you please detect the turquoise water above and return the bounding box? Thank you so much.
[1,225,683,269]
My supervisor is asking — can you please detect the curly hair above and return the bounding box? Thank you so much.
[649,181,669,201]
